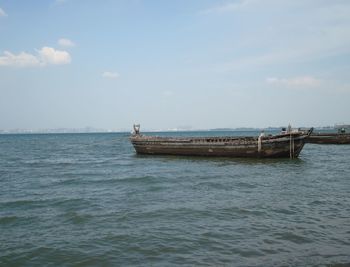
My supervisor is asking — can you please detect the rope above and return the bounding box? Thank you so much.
[289,133,296,159]
[290,133,292,158]
[258,135,262,153]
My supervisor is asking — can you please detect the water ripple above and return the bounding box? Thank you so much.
[1,133,350,266]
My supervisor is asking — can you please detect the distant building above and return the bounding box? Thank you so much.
[335,124,350,129]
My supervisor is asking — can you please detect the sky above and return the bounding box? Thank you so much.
[0,0,350,131]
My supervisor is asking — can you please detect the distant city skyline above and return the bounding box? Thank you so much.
[1,0,350,130]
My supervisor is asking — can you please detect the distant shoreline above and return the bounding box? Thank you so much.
[0,126,339,135]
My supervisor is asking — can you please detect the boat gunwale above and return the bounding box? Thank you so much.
[130,132,308,144]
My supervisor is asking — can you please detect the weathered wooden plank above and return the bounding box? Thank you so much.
[130,129,313,158]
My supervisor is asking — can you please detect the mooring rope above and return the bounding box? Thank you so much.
[258,136,262,152]
[258,132,264,153]
[290,133,292,159]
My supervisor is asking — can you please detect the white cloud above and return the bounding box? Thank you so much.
[58,38,75,47]
[38,47,71,65]
[200,3,240,14]
[0,51,40,67]
[200,0,257,14]
[54,0,67,5]
[201,0,339,15]
[102,71,120,79]
[266,76,321,88]
[0,47,71,67]
[203,1,350,74]
[214,51,295,72]
[0,7,7,17]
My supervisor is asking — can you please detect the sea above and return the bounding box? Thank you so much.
[0,131,349,267]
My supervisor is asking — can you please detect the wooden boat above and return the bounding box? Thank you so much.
[306,133,350,144]
[130,125,313,158]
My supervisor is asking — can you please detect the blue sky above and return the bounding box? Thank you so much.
[1,0,350,131]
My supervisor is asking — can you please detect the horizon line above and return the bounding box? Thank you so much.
[0,125,345,135]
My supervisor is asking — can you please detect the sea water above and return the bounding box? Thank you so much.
[0,132,349,266]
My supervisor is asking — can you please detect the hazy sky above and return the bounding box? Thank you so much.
[1,0,350,131]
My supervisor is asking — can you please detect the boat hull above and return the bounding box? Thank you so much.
[306,133,350,144]
[130,134,307,158]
